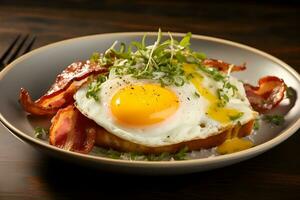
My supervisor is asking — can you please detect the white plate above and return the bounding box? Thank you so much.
[0,32,299,175]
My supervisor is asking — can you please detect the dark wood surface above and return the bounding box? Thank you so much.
[0,1,299,199]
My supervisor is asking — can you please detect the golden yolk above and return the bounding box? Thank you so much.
[183,64,241,124]
[184,64,253,154]
[217,125,254,154]
[110,84,179,126]
[217,138,254,154]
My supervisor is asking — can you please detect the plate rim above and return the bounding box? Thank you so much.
[1,31,300,167]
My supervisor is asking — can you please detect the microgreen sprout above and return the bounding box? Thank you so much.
[86,74,107,101]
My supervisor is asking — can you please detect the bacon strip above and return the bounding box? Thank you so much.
[49,105,96,154]
[19,88,58,115]
[203,59,246,72]
[19,61,108,115]
[244,76,286,113]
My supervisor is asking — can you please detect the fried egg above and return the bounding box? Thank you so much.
[74,64,257,147]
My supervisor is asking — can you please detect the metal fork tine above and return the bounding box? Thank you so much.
[6,34,29,64]
[0,34,21,64]
[22,36,36,54]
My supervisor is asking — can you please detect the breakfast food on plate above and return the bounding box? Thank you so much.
[19,30,288,160]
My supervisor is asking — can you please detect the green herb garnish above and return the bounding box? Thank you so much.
[90,52,100,63]
[106,149,122,159]
[223,81,238,95]
[217,88,229,107]
[98,29,207,88]
[253,118,260,130]
[173,146,189,160]
[229,112,244,121]
[179,32,192,47]
[198,66,225,81]
[263,115,285,126]
[34,127,48,139]
[86,74,107,101]
[94,146,189,161]
[89,30,238,108]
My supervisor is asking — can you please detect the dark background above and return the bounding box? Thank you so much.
[0,1,299,200]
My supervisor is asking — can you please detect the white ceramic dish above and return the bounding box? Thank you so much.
[0,32,299,175]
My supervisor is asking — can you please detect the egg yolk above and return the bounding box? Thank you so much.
[183,63,241,124]
[110,84,179,126]
[217,125,254,154]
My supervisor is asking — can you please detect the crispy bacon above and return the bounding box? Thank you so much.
[203,58,246,72]
[19,88,58,115]
[244,76,287,113]
[19,61,108,115]
[49,105,96,153]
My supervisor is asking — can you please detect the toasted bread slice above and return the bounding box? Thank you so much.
[95,120,254,154]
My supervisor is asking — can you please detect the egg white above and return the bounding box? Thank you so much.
[74,73,257,147]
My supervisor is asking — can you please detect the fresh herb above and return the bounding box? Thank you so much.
[286,86,294,99]
[179,32,192,48]
[229,112,244,121]
[197,63,238,107]
[89,30,236,108]
[223,81,238,95]
[173,146,189,160]
[253,118,260,130]
[106,149,122,159]
[216,77,239,107]
[94,146,189,161]
[147,152,171,161]
[34,127,48,139]
[263,115,285,126]
[193,52,206,60]
[217,88,229,107]
[86,74,107,101]
[96,30,207,88]
[198,66,225,81]
[90,52,100,63]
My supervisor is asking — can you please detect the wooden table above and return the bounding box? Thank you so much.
[0,1,299,199]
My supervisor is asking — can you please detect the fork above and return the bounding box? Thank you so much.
[0,34,36,70]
